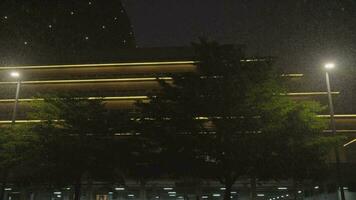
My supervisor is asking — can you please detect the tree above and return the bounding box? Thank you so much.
[28,94,132,200]
[0,125,38,200]
[138,39,334,200]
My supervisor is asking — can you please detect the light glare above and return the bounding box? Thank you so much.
[324,63,335,69]
[10,72,20,78]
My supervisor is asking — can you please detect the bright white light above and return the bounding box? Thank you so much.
[285,194,289,197]
[155,196,160,199]
[10,72,20,78]
[168,192,176,194]
[220,187,226,190]
[343,187,349,190]
[164,187,173,191]
[128,194,134,197]
[53,192,61,195]
[324,63,335,70]
[169,194,176,197]
[202,196,209,199]
[298,191,302,194]
[314,186,319,189]
[257,194,265,197]
[115,187,125,191]
[278,187,288,190]
[4,188,12,191]
[212,194,221,197]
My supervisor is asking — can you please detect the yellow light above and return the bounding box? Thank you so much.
[0,96,149,103]
[344,139,356,147]
[0,77,173,85]
[284,92,340,96]
[0,61,197,70]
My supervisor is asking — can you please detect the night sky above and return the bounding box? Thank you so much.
[123,0,356,71]
[1,0,356,71]
[0,0,135,65]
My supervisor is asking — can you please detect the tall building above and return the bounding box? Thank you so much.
[0,0,135,65]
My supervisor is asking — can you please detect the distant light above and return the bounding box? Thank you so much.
[343,187,349,190]
[4,188,12,191]
[108,192,113,195]
[177,196,184,199]
[53,192,61,195]
[278,187,288,190]
[164,188,173,191]
[324,63,335,70]
[220,187,226,190]
[202,196,209,199]
[257,194,265,197]
[115,187,125,191]
[57,195,61,198]
[128,194,134,197]
[168,192,176,194]
[66,187,71,190]
[298,191,302,194]
[231,192,237,194]
[285,194,289,197]
[314,186,319,189]
[155,196,160,199]
[281,196,284,198]
[212,194,221,197]
[10,72,20,78]
[169,194,176,197]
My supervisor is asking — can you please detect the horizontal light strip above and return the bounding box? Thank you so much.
[284,92,340,96]
[344,139,356,147]
[0,59,275,70]
[0,92,336,103]
[0,77,173,85]
[0,96,149,103]
[2,115,356,125]
[317,114,356,118]
[323,130,356,133]
[0,75,303,85]
[0,61,197,70]
[281,74,304,77]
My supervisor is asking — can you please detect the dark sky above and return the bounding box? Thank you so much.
[123,0,356,71]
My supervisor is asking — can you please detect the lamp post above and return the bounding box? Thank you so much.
[10,71,21,125]
[324,63,346,200]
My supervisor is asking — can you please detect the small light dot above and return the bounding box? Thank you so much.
[85,36,89,40]
[123,40,126,44]
[48,24,52,28]
[88,1,92,5]
[102,25,106,29]
[121,10,124,13]
[24,41,28,45]
[70,11,75,15]
[114,17,118,21]
[4,16,8,19]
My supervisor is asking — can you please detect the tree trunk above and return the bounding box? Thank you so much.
[292,179,298,200]
[223,182,233,200]
[0,170,9,200]
[74,177,82,200]
[139,181,147,200]
[249,177,257,200]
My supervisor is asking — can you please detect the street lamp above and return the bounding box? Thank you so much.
[324,63,346,200]
[10,71,21,125]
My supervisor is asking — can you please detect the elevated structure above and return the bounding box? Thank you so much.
[0,47,355,199]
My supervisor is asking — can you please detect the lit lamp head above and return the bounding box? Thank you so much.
[10,71,20,78]
[324,63,335,70]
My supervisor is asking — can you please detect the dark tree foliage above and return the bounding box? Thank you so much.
[137,39,334,200]
[27,95,133,200]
